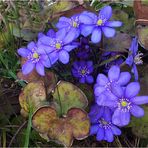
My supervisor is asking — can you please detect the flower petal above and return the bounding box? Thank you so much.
[27,41,36,50]
[125,82,140,98]
[56,21,69,29]
[120,111,130,126]
[111,125,121,136]
[131,96,148,105]
[94,86,106,96]
[103,107,111,122]
[132,64,138,81]
[37,44,54,54]
[46,29,56,38]
[63,45,77,52]
[36,62,45,76]
[105,128,114,142]
[63,28,76,44]
[102,27,115,38]
[130,105,144,117]
[99,6,112,21]
[22,61,35,75]
[79,77,85,83]
[91,28,102,43]
[86,75,94,83]
[80,24,94,37]
[106,21,122,27]
[59,16,70,23]
[79,14,93,24]
[96,74,109,86]
[90,124,99,135]
[96,127,104,141]
[108,65,120,82]
[59,50,69,64]
[112,109,121,126]
[111,84,124,98]
[126,55,134,66]
[17,48,30,57]
[56,28,66,40]
[117,72,131,86]
[39,36,53,46]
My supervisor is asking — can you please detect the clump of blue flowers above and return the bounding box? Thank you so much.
[17,4,148,144]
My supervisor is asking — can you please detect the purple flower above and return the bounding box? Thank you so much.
[94,65,131,102]
[56,14,81,39]
[72,61,94,84]
[126,37,143,81]
[76,37,91,59]
[89,104,121,142]
[79,6,122,43]
[17,41,52,76]
[100,82,148,126]
[38,28,77,64]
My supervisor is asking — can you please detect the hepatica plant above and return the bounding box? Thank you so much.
[17,5,148,147]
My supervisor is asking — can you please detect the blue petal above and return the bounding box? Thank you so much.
[39,36,53,46]
[105,128,114,142]
[117,72,131,86]
[132,37,138,56]
[40,55,52,68]
[99,6,112,21]
[56,28,66,40]
[80,24,94,37]
[46,29,56,38]
[56,21,69,29]
[94,86,106,96]
[58,50,69,64]
[130,105,144,117]
[111,125,121,136]
[90,124,99,135]
[37,44,54,54]
[63,28,76,44]
[59,16,70,23]
[132,64,138,81]
[18,48,30,57]
[96,127,104,141]
[79,77,85,83]
[36,62,45,76]
[125,82,140,98]
[79,14,93,24]
[22,61,35,75]
[48,52,58,65]
[91,28,102,43]
[111,84,124,98]
[27,41,36,50]
[120,111,130,126]
[103,107,112,122]
[102,27,115,38]
[81,11,97,22]
[106,21,122,27]
[38,32,45,39]
[112,109,121,126]
[131,96,148,105]
[126,55,134,66]
[86,75,94,84]
[108,65,120,82]
[96,74,109,86]
[63,45,77,52]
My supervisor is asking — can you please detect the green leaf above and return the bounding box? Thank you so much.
[52,81,88,116]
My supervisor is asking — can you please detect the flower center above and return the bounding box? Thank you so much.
[81,69,86,75]
[72,21,78,28]
[121,101,127,107]
[134,52,143,65]
[55,43,61,50]
[97,19,103,26]
[79,67,89,77]
[33,52,39,59]
[99,118,111,129]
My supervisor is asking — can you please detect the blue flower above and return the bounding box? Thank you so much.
[56,14,81,39]
[126,37,143,81]
[17,41,52,76]
[38,28,77,64]
[79,6,122,43]
[94,65,131,102]
[72,61,94,84]
[101,82,148,126]
[89,104,121,142]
